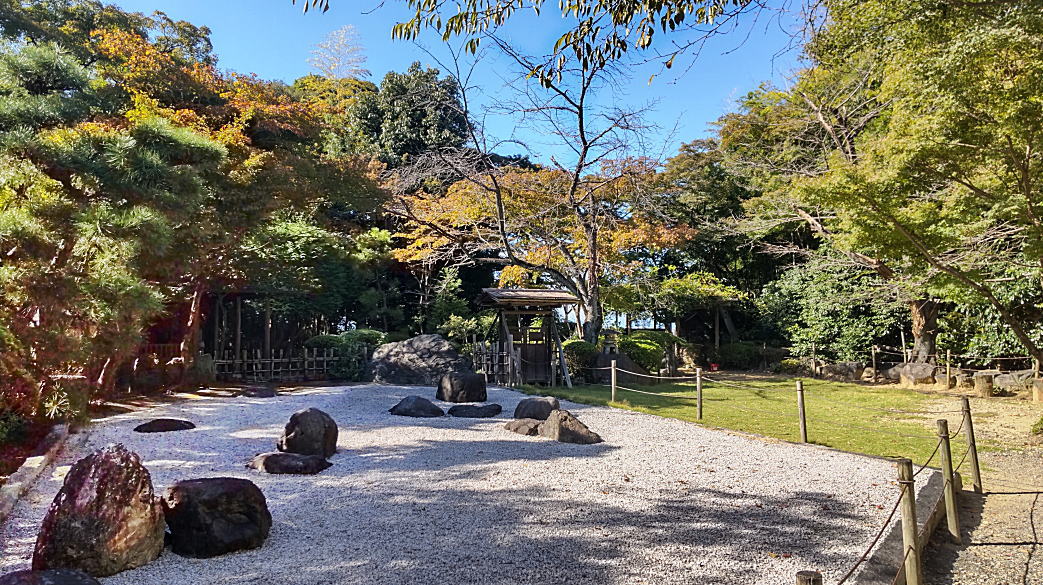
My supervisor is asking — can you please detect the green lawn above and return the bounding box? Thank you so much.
[522,375,972,466]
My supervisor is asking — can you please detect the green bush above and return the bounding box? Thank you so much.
[341,329,386,346]
[618,336,665,372]
[563,339,599,378]
[0,410,27,445]
[1032,415,1043,436]
[717,341,763,370]
[775,358,804,375]
[303,329,386,381]
[38,382,89,423]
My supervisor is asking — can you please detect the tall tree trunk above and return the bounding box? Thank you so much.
[908,299,939,363]
[581,299,603,344]
[179,280,208,364]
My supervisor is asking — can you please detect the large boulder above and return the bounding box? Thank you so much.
[995,369,1035,392]
[448,404,502,418]
[388,396,444,417]
[900,362,937,386]
[249,452,332,475]
[504,419,543,436]
[277,408,338,458]
[133,419,195,433]
[32,444,165,577]
[162,478,271,558]
[513,396,560,420]
[539,410,603,444]
[370,334,473,385]
[821,362,865,382]
[436,373,487,402]
[0,570,101,585]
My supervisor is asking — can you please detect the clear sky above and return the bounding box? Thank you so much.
[110,0,804,163]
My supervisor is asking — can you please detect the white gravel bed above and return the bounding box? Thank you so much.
[0,384,927,584]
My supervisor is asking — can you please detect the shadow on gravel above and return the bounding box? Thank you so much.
[923,488,988,585]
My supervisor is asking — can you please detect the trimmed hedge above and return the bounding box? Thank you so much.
[563,339,599,378]
[618,337,664,372]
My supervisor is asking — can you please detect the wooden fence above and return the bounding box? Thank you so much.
[212,345,371,382]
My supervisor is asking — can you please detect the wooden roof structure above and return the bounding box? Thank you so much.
[478,288,579,308]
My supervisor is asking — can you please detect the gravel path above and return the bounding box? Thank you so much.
[0,384,922,584]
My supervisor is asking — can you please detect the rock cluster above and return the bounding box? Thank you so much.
[162,478,272,558]
[504,407,603,444]
[370,334,473,385]
[436,373,487,402]
[389,395,445,417]
[248,452,332,475]
[32,445,165,577]
[513,396,560,420]
[277,408,338,458]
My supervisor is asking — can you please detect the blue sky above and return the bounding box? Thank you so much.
[111,0,804,163]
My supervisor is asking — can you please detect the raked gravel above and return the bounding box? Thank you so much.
[0,384,923,584]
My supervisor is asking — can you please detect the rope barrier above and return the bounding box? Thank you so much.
[953,449,969,473]
[612,367,701,381]
[835,484,907,585]
[613,385,700,400]
[948,416,966,439]
[913,438,943,477]
[888,546,914,585]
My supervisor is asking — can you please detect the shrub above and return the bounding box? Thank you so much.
[341,329,387,346]
[717,341,763,370]
[303,334,341,349]
[563,339,599,378]
[38,382,89,423]
[618,336,665,372]
[0,410,26,445]
[775,358,805,375]
[303,329,386,382]
[1032,415,1043,436]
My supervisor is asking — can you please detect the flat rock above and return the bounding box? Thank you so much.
[436,373,487,402]
[370,334,473,385]
[504,418,543,436]
[389,396,444,417]
[32,444,165,577]
[162,478,271,558]
[513,396,560,420]
[242,386,277,398]
[447,404,502,418]
[539,409,603,444]
[277,408,338,458]
[249,452,332,475]
[133,419,195,433]
[0,570,101,585]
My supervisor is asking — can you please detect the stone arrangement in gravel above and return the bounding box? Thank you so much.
[248,452,332,475]
[32,444,165,577]
[505,404,603,444]
[0,569,100,585]
[241,387,278,398]
[436,373,487,403]
[447,404,502,418]
[133,419,196,433]
[388,395,445,417]
[162,478,271,559]
[513,396,560,420]
[277,408,338,458]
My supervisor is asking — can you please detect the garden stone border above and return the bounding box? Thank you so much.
[0,424,79,526]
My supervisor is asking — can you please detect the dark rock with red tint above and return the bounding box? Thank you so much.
[277,408,337,458]
[32,444,164,577]
[162,478,271,558]
[0,570,100,585]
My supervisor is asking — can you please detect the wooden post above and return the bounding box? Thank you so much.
[961,396,983,493]
[937,419,962,544]
[797,380,808,443]
[898,458,923,585]
[696,367,703,420]
[263,303,272,381]
[610,359,618,403]
[901,330,908,362]
[234,296,242,377]
[713,306,720,351]
[974,373,993,398]
[795,571,822,585]
[871,345,877,382]
[946,349,952,389]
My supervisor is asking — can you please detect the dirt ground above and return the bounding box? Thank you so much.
[917,388,1043,585]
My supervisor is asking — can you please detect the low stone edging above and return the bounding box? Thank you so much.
[0,423,73,526]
